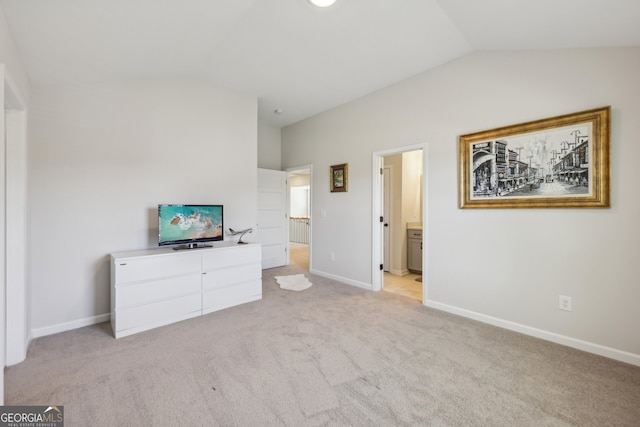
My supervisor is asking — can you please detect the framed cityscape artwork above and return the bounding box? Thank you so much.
[459,106,610,208]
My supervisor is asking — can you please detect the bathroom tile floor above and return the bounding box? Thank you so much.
[383,272,422,302]
[290,242,422,303]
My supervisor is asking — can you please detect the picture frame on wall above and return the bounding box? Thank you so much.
[458,106,610,209]
[330,163,348,192]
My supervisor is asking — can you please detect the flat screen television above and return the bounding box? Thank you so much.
[158,204,223,249]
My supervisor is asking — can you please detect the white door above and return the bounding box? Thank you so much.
[257,169,288,269]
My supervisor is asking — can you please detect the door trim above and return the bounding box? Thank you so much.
[3,70,29,372]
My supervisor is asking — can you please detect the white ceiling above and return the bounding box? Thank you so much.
[1,0,639,127]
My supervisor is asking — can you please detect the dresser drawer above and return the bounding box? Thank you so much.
[114,293,201,335]
[113,252,201,284]
[116,273,201,308]
[202,245,261,270]
[202,280,262,314]
[408,229,422,239]
[202,263,261,291]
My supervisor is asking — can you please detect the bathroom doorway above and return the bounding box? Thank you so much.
[372,145,426,303]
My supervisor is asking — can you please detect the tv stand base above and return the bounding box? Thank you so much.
[172,243,213,250]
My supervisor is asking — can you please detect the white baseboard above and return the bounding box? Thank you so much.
[424,299,640,367]
[310,268,373,291]
[32,313,110,339]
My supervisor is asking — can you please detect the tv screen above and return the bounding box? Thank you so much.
[158,204,223,247]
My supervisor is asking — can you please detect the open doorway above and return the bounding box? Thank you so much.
[287,166,311,271]
[372,144,427,303]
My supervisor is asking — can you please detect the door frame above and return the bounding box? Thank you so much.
[371,143,428,301]
[2,67,29,404]
[286,164,313,271]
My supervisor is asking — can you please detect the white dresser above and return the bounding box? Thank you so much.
[110,243,261,338]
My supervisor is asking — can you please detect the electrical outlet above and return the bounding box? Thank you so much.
[330,252,335,261]
[559,295,572,311]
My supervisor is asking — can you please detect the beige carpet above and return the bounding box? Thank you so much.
[5,264,640,426]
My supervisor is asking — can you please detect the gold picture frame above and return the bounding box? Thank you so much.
[330,163,348,192]
[459,106,610,209]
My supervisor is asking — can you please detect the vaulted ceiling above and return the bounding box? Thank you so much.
[1,0,639,127]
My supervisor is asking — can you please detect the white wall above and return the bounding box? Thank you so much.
[289,174,310,187]
[290,187,309,218]
[28,78,257,335]
[0,6,29,102]
[401,151,422,228]
[282,47,640,362]
[257,118,281,170]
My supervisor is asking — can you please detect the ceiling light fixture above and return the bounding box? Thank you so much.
[308,0,336,7]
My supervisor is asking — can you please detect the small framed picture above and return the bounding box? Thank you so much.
[330,163,348,192]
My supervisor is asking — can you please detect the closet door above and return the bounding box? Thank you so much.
[257,168,288,269]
